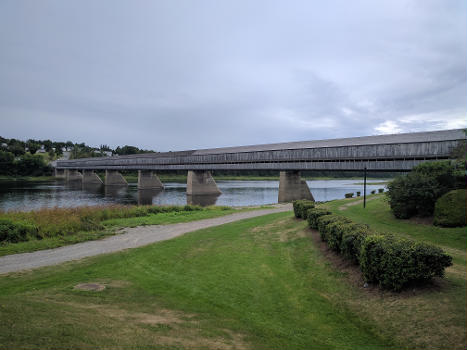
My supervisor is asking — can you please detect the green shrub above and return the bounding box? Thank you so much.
[340,223,371,264]
[434,189,467,227]
[0,218,39,243]
[386,160,466,219]
[360,235,452,291]
[322,217,353,252]
[356,191,361,197]
[306,208,332,229]
[293,200,315,219]
[378,188,384,193]
[371,190,376,194]
[345,193,353,198]
[316,215,341,241]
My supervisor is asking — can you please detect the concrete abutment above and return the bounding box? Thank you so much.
[65,169,83,182]
[82,170,103,185]
[278,171,314,203]
[186,170,221,196]
[105,170,128,186]
[137,170,164,190]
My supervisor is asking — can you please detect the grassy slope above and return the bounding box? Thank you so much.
[325,194,466,264]
[0,213,394,350]
[0,201,464,349]
[0,208,238,257]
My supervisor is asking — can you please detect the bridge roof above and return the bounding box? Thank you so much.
[66,128,466,162]
[192,129,465,155]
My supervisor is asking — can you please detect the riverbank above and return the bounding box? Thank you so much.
[0,196,464,349]
[0,205,242,256]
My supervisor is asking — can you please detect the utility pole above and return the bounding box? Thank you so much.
[363,167,367,208]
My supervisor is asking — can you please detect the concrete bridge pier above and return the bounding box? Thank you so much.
[105,170,128,186]
[65,169,83,182]
[82,170,103,185]
[278,171,314,203]
[186,170,221,196]
[137,170,164,190]
[54,168,66,178]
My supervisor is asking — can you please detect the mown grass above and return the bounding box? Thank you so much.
[325,194,466,252]
[0,212,395,349]
[0,205,237,256]
[0,211,465,349]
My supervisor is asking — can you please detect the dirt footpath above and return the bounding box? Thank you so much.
[0,205,292,275]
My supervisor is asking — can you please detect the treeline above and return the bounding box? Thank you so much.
[0,136,156,177]
[0,152,51,176]
[0,136,155,160]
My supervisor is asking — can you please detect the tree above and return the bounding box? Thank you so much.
[387,160,466,219]
[26,140,41,154]
[0,150,15,175]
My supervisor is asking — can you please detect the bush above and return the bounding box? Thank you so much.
[378,188,384,193]
[360,235,452,291]
[345,193,353,198]
[306,208,332,229]
[321,217,353,252]
[356,191,361,197]
[434,189,467,227]
[293,200,315,219]
[340,223,371,264]
[386,160,466,219]
[0,218,39,243]
[371,190,376,194]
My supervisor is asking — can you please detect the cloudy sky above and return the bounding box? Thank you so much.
[0,0,465,151]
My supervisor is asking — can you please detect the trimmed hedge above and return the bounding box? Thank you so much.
[307,208,332,230]
[360,235,452,291]
[345,193,353,198]
[340,223,371,264]
[299,205,453,291]
[0,218,39,243]
[293,200,315,219]
[319,216,352,251]
[433,189,467,227]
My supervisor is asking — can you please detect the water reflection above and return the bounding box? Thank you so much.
[82,183,104,195]
[138,189,163,205]
[0,179,389,212]
[105,185,128,198]
[187,194,220,206]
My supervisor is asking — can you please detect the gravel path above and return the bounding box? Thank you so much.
[0,205,292,275]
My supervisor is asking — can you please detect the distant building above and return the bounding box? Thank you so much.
[103,151,112,157]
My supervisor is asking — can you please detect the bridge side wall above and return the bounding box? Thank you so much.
[56,139,461,172]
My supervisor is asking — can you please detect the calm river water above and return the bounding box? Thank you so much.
[0,179,389,212]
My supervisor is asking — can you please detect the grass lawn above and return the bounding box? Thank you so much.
[0,209,465,349]
[0,208,239,257]
[325,194,467,265]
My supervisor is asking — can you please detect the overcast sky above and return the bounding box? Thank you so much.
[0,0,465,151]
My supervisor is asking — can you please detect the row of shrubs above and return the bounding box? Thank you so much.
[293,200,452,291]
[0,204,212,244]
[344,188,384,198]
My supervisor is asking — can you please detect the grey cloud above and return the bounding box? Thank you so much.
[0,0,465,150]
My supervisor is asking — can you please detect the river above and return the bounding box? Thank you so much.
[0,179,389,211]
